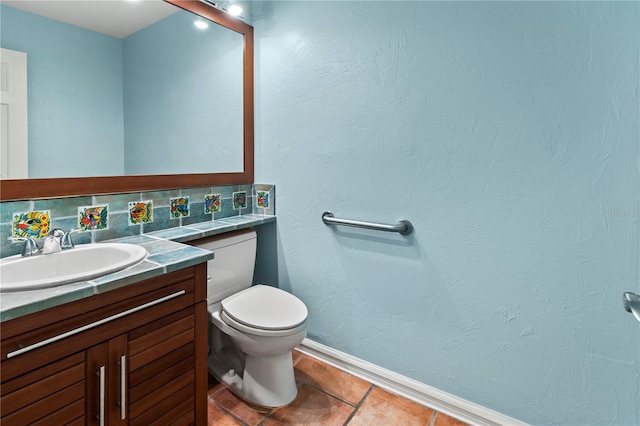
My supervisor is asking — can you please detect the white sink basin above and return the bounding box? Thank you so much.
[0,243,147,292]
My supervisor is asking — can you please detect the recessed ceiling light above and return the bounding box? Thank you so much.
[194,19,209,29]
[228,4,243,16]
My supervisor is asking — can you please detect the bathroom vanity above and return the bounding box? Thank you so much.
[0,263,208,425]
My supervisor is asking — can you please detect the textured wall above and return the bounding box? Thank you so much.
[253,2,640,424]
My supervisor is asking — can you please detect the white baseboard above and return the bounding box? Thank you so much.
[297,338,527,426]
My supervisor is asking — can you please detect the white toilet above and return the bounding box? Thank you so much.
[191,229,308,407]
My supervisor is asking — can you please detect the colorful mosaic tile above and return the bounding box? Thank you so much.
[12,211,51,238]
[170,197,190,219]
[233,191,247,210]
[128,200,153,225]
[256,190,270,208]
[78,205,108,231]
[204,194,221,214]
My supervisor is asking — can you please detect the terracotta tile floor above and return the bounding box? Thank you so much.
[207,350,470,426]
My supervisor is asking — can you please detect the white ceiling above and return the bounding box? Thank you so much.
[2,0,180,38]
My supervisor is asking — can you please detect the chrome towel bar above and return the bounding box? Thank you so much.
[322,212,413,235]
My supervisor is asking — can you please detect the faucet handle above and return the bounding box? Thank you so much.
[49,228,77,250]
[7,235,40,257]
[60,228,79,250]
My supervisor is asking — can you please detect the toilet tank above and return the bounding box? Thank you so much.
[190,228,257,306]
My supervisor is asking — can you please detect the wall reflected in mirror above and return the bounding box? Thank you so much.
[0,1,244,179]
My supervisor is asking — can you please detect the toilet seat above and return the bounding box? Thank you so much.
[221,285,308,337]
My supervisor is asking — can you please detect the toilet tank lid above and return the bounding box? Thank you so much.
[190,228,256,250]
[221,285,308,330]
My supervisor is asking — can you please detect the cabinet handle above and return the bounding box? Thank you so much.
[119,354,126,420]
[6,290,186,358]
[97,365,106,426]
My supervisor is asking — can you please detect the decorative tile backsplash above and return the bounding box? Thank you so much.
[170,197,190,219]
[204,194,221,214]
[12,211,51,239]
[254,184,276,216]
[78,205,109,231]
[0,184,275,258]
[232,191,247,210]
[256,190,270,208]
[128,200,153,225]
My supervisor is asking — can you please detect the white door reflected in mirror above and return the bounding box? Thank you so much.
[0,47,28,180]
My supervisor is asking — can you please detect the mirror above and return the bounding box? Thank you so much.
[0,0,254,201]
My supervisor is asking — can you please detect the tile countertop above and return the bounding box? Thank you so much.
[0,214,276,322]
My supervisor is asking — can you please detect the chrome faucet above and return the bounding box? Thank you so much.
[7,228,78,257]
[43,228,78,254]
[42,230,62,255]
[59,228,78,250]
[7,236,40,257]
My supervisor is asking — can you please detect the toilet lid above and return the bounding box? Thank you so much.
[221,285,308,331]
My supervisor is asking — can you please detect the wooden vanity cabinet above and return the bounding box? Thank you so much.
[0,263,208,425]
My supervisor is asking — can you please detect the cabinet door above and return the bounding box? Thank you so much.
[85,335,127,426]
[127,306,199,425]
[0,352,85,425]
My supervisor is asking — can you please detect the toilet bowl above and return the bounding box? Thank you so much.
[191,229,309,408]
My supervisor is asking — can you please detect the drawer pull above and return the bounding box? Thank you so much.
[6,290,186,358]
[98,365,106,426]
[119,354,127,420]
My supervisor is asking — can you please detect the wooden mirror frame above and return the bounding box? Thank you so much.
[0,0,254,201]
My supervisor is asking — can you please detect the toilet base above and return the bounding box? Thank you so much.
[215,352,298,408]
[208,319,301,408]
[243,352,298,407]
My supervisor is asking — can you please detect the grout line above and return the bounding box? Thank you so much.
[207,378,256,426]
[293,352,368,409]
[430,411,438,426]
[256,400,279,425]
[342,385,375,425]
[295,378,362,409]
[211,399,252,426]
[207,382,227,399]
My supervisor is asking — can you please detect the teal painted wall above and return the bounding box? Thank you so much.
[253,2,640,424]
